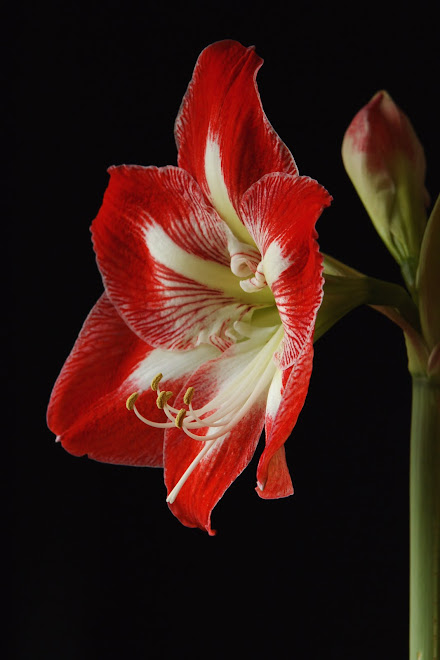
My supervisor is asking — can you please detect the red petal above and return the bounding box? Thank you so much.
[47,293,165,465]
[48,294,147,436]
[48,293,218,466]
[164,345,267,534]
[176,40,297,223]
[55,391,166,467]
[257,341,314,498]
[256,445,293,499]
[240,173,331,369]
[91,165,261,351]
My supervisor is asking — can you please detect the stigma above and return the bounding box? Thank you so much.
[228,235,268,293]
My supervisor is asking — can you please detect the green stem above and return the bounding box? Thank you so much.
[314,273,420,343]
[410,376,440,660]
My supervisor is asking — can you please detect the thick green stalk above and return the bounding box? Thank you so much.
[410,376,440,660]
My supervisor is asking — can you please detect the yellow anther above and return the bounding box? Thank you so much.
[183,387,194,405]
[151,373,163,391]
[175,409,187,428]
[126,391,140,411]
[156,391,173,409]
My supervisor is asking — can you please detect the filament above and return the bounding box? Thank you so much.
[126,324,284,502]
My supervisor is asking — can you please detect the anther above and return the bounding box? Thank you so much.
[175,409,187,428]
[126,391,140,411]
[151,373,163,391]
[156,391,173,409]
[183,387,194,405]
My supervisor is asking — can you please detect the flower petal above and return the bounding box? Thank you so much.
[48,293,219,466]
[240,172,331,369]
[164,332,277,534]
[175,40,297,242]
[92,165,271,352]
[257,340,314,498]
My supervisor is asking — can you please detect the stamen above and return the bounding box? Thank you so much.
[180,356,277,441]
[175,409,187,428]
[126,391,140,411]
[156,390,173,409]
[126,390,175,428]
[132,403,174,428]
[127,325,284,503]
[151,373,163,391]
[183,387,194,405]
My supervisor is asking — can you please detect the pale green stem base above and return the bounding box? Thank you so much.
[410,377,440,660]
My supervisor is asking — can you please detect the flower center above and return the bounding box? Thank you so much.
[228,234,268,293]
[126,325,283,503]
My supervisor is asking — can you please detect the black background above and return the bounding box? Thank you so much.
[7,2,439,658]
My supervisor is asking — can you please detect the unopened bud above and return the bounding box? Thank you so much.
[342,90,429,290]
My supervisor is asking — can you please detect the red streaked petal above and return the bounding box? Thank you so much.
[57,393,166,467]
[92,165,267,351]
[257,340,314,498]
[240,173,332,370]
[47,293,219,466]
[257,445,293,499]
[164,336,271,534]
[48,293,149,437]
[175,40,297,240]
[47,293,164,465]
[166,411,265,535]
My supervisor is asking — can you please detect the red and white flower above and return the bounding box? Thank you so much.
[47,40,331,534]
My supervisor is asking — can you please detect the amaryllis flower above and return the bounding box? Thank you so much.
[48,40,331,534]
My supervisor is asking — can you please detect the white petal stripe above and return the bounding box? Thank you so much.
[143,221,270,305]
[204,137,256,246]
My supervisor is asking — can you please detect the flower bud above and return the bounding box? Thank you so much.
[342,91,429,288]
